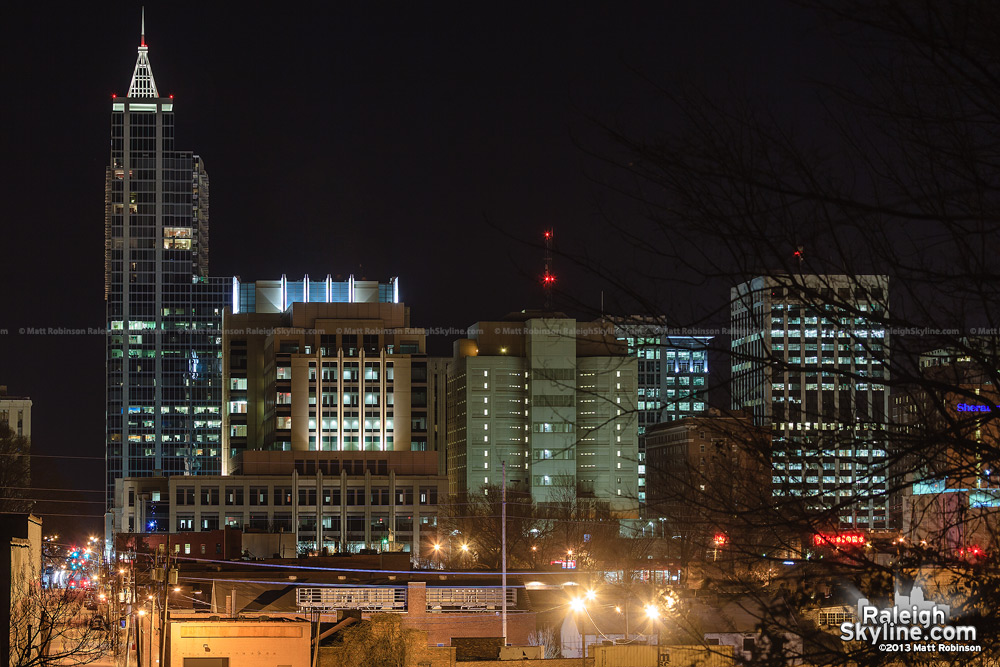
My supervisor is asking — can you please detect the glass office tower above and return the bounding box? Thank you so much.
[730,275,890,529]
[105,26,229,513]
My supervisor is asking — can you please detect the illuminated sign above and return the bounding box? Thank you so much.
[713,533,729,547]
[956,403,992,413]
[550,559,577,569]
[813,533,866,548]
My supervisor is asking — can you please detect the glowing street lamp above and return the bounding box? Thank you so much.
[644,604,660,621]
[569,597,589,665]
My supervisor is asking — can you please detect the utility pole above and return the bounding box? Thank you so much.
[502,461,508,646]
[159,538,174,667]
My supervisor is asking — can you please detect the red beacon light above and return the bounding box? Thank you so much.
[713,533,729,547]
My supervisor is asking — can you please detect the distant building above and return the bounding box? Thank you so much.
[645,411,768,560]
[610,321,711,504]
[230,275,399,315]
[104,21,230,512]
[731,275,890,529]
[446,312,639,515]
[3,513,43,666]
[221,294,421,469]
[116,450,447,555]
[891,348,1000,549]
[0,386,31,439]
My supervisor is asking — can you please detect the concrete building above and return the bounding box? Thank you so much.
[3,513,43,666]
[447,312,639,515]
[168,618,311,667]
[117,450,447,555]
[171,578,534,648]
[731,275,890,529]
[0,386,31,439]
[644,411,768,560]
[221,297,425,470]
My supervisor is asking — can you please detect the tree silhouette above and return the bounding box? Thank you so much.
[561,2,1000,664]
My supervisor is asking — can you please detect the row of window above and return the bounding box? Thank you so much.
[173,486,440,506]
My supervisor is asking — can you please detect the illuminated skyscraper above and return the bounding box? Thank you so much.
[105,17,229,521]
[731,274,890,529]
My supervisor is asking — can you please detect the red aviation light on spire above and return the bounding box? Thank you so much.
[542,273,556,286]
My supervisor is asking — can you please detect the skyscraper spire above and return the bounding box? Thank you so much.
[128,7,158,97]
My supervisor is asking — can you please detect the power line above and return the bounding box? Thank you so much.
[0,497,106,504]
[1,453,105,460]
[3,486,106,493]
[0,511,106,518]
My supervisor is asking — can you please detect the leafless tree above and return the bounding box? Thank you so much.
[554,1,1000,664]
[9,572,108,667]
[337,613,418,667]
[445,484,549,569]
[0,423,31,513]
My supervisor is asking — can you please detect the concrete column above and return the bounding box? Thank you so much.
[316,469,324,552]
[340,468,347,552]
[389,469,396,550]
[364,469,372,548]
[292,469,299,550]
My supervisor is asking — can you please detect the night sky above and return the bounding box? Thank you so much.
[0,2,845,538]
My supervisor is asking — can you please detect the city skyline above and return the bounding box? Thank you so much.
[1,4,857,537]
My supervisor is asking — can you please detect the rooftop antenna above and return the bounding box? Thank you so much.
[542,229,556,311]
[141,6,146,47]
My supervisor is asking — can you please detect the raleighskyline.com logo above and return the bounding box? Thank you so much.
[840,586,979,653]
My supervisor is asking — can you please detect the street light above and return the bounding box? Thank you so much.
[569,597,589,666]
[644,604,660,621]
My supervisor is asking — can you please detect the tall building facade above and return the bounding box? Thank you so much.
[221,293,429,471]
[612,322,711,505]
[446,313,639,515]
[730,275,890,529]
[105,24,230,512]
